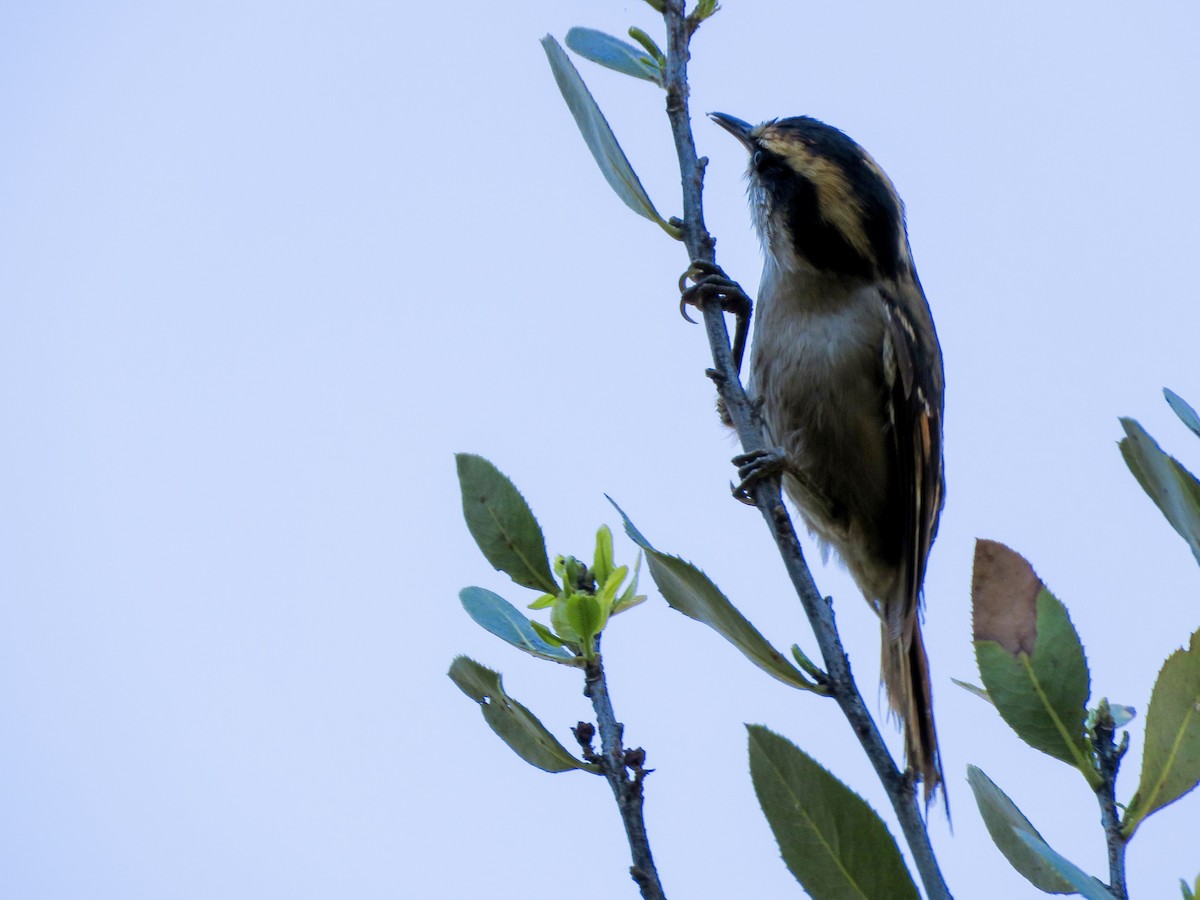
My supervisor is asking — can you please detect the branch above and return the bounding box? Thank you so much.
[576,651,667,900]
[1092,711,1129,899]
[659,3,950,897]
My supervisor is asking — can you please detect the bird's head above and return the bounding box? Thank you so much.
[709,113,912,281]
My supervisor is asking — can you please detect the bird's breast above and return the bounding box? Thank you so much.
[749,264,892,548]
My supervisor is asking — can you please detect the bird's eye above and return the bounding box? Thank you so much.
[752,150,764,167]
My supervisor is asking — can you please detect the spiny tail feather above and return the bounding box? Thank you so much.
[881,622,946,814]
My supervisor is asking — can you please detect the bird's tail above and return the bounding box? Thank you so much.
[881,621,944,810]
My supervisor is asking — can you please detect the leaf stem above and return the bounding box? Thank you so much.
[659,2,950,897]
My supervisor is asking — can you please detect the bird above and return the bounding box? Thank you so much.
[683,112,946,805]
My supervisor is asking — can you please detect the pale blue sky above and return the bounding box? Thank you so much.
[2,2,1199,897]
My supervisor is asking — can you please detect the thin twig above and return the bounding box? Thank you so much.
[577,650,666,900]
[1092,712,1129,899]
[659,3,950,897]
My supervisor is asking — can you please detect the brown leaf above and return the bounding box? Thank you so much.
[972,539,1041,655]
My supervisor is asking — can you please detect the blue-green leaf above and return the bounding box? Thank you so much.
[459,587,576,664]
[1166,389,1200,439]
[1014,832,1112,900]
[967,766,1075,893]
[565,27,662,86]
[540,35,678,238]
[1120,418,1200,567]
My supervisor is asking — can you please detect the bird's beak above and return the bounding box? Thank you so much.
[708,112,755,151]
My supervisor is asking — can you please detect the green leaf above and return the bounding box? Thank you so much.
[554,554,586,589]
[565,592,605,647]
[1014,832,1112,900]
[612,552,646,615]
[612,500,822,692]
[972,541,1096,783]
[595,564,627,617]
[641,0,665,12]
[627,27,666,66]
[565,27,663,86]
[528,592,556,610]
[1181,872,1200,899]
[1124,629,1200,837]
[974,594,1093,774]
[1120,418,1200,567]
[540,35,680,238]
[1166,389,1200,439]
[966,766,1075,893]
[529,620,565,648]
[952,678,994,706]
[550,594,580,645]
[790,643,824,682]
[748,726,919,900]
[447,657,595,773]
[456,454,558,594]
[459,587,577,664]
[592,524,614,586]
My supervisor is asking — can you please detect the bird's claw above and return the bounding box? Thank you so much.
[678,261,752,322]
[730,447,788,504]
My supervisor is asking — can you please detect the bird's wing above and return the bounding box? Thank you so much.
[879,283,945,641]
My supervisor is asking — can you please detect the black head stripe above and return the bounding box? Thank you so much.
[765,117,906,279]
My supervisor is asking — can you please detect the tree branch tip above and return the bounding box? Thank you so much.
[658,5,949,896]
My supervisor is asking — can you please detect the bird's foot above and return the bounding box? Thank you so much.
[678,261,751,322]
[679,261,752,373]
[730,447,788,505]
